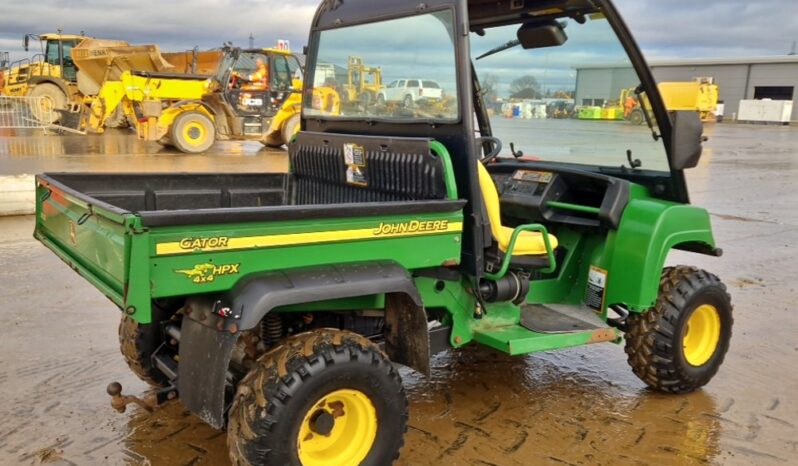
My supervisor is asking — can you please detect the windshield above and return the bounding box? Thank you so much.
[305,10,459,122]
[472,15,669,171]
[272,53,301,90]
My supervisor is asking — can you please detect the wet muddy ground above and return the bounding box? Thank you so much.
[1,124,797,465]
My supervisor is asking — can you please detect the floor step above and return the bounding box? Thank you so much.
[473,304,617,356]
[520,303,608,334]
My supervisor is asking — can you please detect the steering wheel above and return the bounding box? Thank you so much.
[476,136,503,164]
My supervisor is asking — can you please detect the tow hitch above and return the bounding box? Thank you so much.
[106,381,178,413]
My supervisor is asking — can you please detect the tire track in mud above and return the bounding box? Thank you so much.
[398,346,798,466]
[0,347,125,464]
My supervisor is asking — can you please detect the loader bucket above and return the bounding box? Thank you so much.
[72,39,176,96]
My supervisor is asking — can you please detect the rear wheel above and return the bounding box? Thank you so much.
[625,266,733,393]
[228,328,407,466]
[376,94,386,105]
[28,83,67,124]
[118,315,168,387]
[169,111,215,153]
[627,108,644,126]
[402,94,413,108]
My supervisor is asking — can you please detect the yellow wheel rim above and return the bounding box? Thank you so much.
[682,304,721,366]
[182,121,207,145]
[39,96,54,113]
[297,389,377,466]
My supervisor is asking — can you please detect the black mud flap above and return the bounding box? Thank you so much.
[384,293,431,376]
[178,316,238,430]
[175,261,422,429]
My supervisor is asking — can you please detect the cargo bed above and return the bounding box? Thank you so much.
[34,172,465,323]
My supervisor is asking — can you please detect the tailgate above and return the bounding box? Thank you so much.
[34,175,130,307]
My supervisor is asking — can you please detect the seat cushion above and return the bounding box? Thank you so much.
[498,226,558,256]
[477,162,557,257]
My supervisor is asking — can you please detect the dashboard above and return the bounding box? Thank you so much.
[488,163,630,229]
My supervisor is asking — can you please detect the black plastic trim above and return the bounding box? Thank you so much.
[130,70,209,80]
[139,200,465,227]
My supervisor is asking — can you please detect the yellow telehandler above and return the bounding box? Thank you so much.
[86,46,306,152]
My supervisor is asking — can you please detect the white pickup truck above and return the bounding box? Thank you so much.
[376,78,444,106]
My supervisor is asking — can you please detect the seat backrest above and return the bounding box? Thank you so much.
[289,131,450,205]
[477,162,504,241]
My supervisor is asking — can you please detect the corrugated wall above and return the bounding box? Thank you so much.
[574,67,638,107]
[575,63,798,121]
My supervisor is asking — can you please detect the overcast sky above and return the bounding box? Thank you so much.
[2,0,797,63]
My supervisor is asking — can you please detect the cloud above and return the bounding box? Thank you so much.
[3,0,796,95]
[0,0,318,62]
[615,0,798,58]
[4,0,796,62]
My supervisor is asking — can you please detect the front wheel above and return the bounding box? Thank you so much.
[228,328,408,466]
[28,83,67,124]
[169,111,215,153]
[624,266,733,393]
[281,113,301,146]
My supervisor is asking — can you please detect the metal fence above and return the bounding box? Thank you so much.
[0,96,53,130]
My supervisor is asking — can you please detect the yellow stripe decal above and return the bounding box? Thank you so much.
[155,220,463,256]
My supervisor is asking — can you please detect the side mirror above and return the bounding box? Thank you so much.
[670,111,704,170]
[23,34,29,52]
[517,20,568,50]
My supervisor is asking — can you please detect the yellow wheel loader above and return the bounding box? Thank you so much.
[0,33,100,123]
[87,47,306,153]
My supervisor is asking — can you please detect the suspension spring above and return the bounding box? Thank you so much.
[261,313,283,346]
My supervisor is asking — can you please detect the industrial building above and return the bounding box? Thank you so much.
[575,55,798,121]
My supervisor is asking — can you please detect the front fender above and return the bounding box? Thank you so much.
[266,93,301,135]
[28,77,71,97]
[604,198,715,311]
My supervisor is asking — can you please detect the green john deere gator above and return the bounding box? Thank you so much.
[34,0,733,464]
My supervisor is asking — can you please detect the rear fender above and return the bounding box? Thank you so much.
[177,260,423,429]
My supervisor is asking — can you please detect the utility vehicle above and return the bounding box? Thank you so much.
[34,0,732,464]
